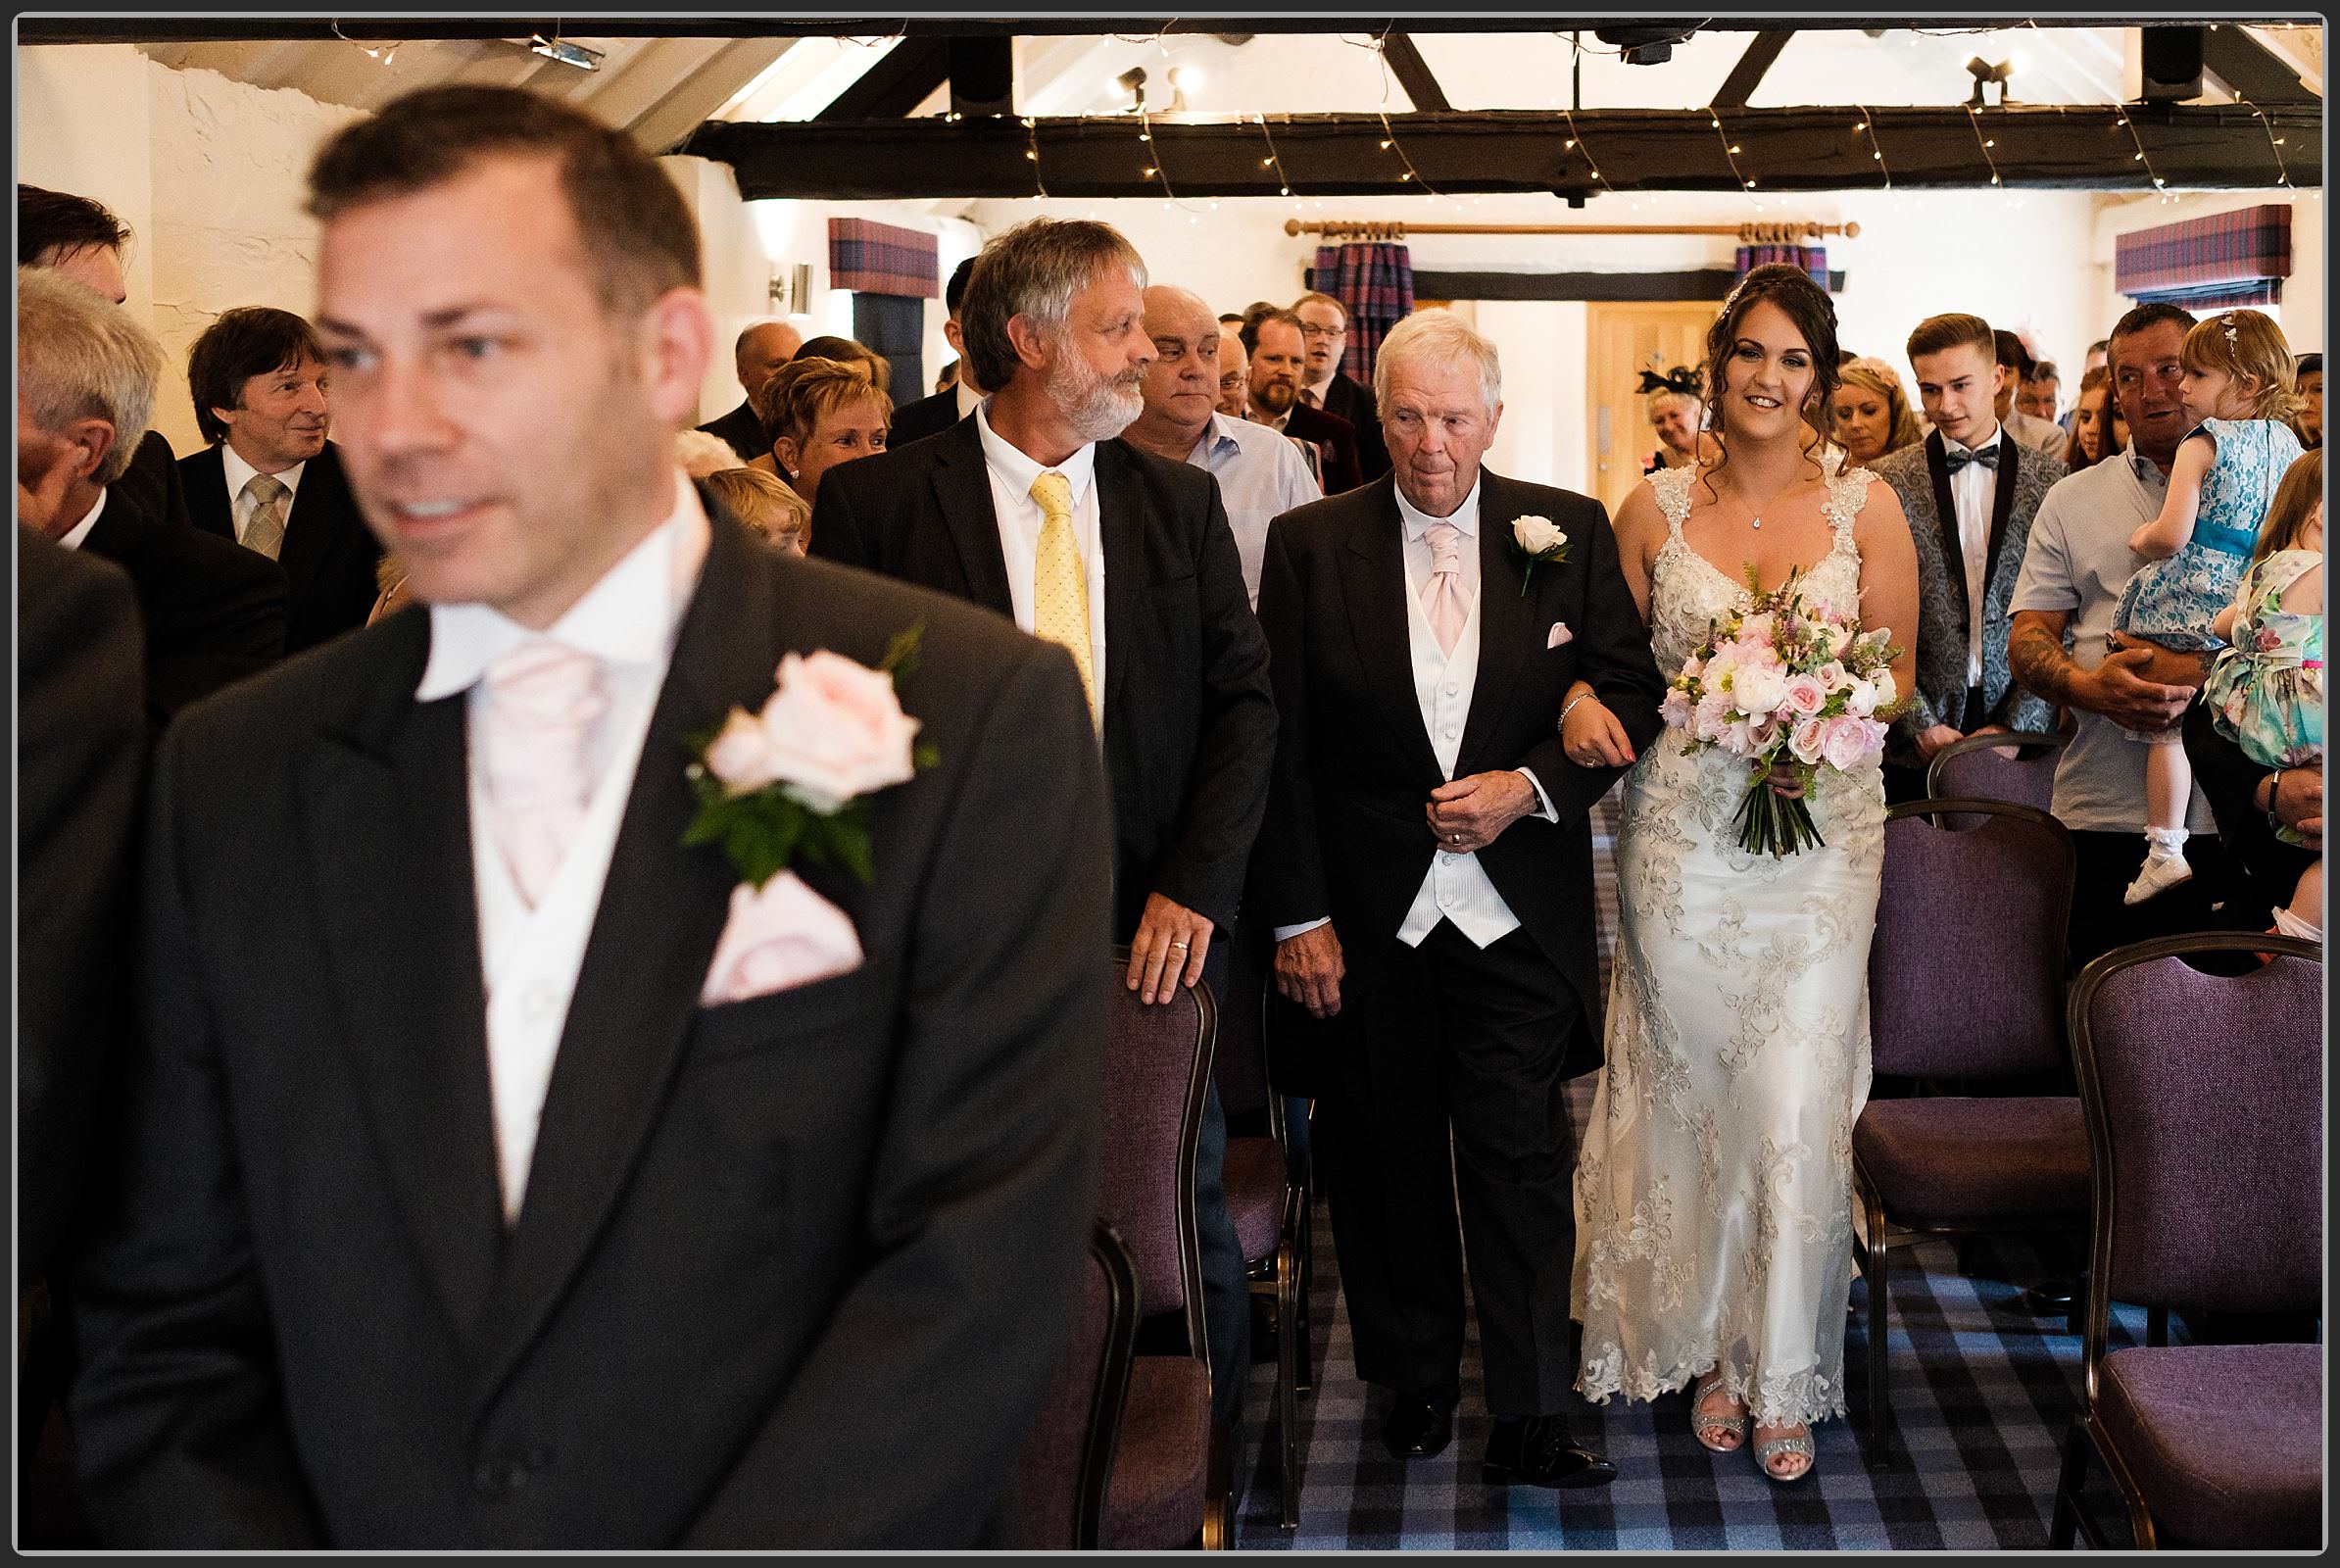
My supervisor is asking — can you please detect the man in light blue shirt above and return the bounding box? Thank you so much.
[1125,285,1320,607]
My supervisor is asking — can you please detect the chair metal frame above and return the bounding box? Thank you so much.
[1922,729,2068,803]
[1851,797,2079,1471]
[1228,969,1315,1531]
[2048,931,2323,1551]
[1069,1222,1142,1550]
[1101,947,1226,1548]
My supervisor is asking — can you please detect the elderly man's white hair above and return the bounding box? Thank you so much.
[16,264,165,487]
[673,427,744,478]
[1372,308,1502,416]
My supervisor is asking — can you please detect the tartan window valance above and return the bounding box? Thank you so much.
[827,219,939,298]
[2115,204,2291,309]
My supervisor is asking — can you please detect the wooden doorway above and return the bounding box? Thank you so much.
[1585,301,1717,518]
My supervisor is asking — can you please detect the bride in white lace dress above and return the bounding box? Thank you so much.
[1555,267,1920,1483]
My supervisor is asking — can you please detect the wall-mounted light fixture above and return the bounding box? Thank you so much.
[1114,66,1147,113]
[1966,55,2014,108]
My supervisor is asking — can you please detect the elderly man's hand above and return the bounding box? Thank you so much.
[1273,922,1344,1019]
[1425,770,1537,854]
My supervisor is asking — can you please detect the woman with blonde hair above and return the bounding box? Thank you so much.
[1827,357,1924,467]
[751,356,896,506]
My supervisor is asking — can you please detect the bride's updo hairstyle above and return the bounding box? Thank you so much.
[1700,263,1841,488]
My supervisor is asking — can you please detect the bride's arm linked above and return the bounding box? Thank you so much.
[1560,485,1662,770]
[1851,476,1923,732]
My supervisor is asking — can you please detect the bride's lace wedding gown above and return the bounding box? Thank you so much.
[1571,462,1886,1430]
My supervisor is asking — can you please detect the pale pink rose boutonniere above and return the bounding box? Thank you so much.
[1509,514,1571,595]
[684,626,939,1004]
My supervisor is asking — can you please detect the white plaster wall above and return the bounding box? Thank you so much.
[672,158,983,424]
[143,67,366,453]
[17,46,158,327]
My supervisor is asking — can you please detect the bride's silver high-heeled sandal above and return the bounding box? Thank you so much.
[1687,1371,1749,1454]
[1753,1424,1816,1484]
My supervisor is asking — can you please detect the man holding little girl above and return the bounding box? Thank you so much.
[2009,302,2321,967]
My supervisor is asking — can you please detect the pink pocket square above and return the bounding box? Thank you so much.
[700,872,864,1005]
[1546,621,1574,649]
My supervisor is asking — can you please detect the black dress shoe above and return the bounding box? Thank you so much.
[2022,1277,2078,1314]
[1381,1398,1454,1460]
[1482,1415,1619,1490]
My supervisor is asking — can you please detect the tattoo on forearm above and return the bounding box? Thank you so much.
[2007,624,2073,705]
[2197,649,2218,676]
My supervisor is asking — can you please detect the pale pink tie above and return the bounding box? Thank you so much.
[1422,521,1470,658]
[478,640,609,909]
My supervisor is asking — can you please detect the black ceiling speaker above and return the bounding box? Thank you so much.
[1595,25,1691,66]
[2139,25,2205,101]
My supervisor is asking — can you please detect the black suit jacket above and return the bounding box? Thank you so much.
[1319,371,1391,482]
[80,484,287,726]
[1249,471,1665,1066]
[806,418,1278,939]
[1284,401,1366,495]
[182,441,382,655]
[697,398,767,465]
[111,428,194,536]
[69,509,1110,1547]
[17,527,146,1281]
[888,389,963,449]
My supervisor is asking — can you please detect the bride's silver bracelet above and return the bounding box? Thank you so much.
[1561,693,1599,729]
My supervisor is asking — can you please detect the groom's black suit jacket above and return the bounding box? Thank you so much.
[69,504,1111,1548]
[807,418,1277,940]
[1249,470,1665,1063]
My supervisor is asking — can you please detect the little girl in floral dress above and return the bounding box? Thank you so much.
[2116,310,2305,906]
[2204,446,2323,942]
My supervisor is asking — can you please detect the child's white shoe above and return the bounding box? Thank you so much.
[2123,850,2194,906]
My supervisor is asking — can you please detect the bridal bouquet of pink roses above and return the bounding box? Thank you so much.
[1658,566,1907,858]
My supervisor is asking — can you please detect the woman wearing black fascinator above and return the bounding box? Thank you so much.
[1640,365,1711,474]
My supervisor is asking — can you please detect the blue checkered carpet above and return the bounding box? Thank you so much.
[1228,795,2163,1549]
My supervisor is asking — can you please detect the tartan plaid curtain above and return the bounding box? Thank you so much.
[827,219,940,298]
[2116,204,2291,310]
[1733,244,1829,290]
[1312,242,1415,385]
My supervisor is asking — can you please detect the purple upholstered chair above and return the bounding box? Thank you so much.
[2050,932,2323,1550]
[1211,925,1312,1530]
[1853,798,2080,1468]
[1924,730,2067,812]
[1098,952,1225,1550]
[1009,1222,1139,1549]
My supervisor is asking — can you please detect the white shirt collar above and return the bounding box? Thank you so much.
[954,379,983,421]
[974,401,1097,506]
[1304,366,1338,399]
[1188,411,1248,465]
[56,487,106,551]
[1395,474,1484,542]
[415,469,710,702]
[219,439,306,504]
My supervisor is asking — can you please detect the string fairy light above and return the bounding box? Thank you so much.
[1021,115,1048,200]
[1961,103,2006,189]
[330,18,397,65]
[2233,95,2296,189]
[1852,105,1890,193]
[1706,104,1763,210]
[1255,113,1301,209]
[2111,104,2170,201]
[1557,107,1630,210]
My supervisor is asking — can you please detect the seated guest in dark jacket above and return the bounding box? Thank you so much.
[19,181,193,534]
[697,318,803,462]
[17,267,285,727]
[180,307,382,654]
[891,257,984,448]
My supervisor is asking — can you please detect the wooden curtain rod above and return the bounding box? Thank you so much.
[1283,219,1861,242]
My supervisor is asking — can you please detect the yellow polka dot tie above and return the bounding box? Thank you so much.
[1028,469,1098,723]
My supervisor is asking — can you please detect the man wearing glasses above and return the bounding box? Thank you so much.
[1293,291,1392,480]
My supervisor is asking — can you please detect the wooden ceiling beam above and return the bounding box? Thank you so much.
[1712,30,1795,108]
[1381,33,1451,113]
[680,104,2320,202]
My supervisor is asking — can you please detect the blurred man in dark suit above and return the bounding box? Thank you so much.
[1292,289,1391,480]
[889,256,984,448]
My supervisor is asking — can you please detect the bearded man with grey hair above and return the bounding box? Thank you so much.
[17,265,285,724]
[809,218,1276,1446]
[1250,308,1664,1489]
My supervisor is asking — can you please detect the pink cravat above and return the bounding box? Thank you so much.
[478,640,609,909]
[1422,521,1470,659]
